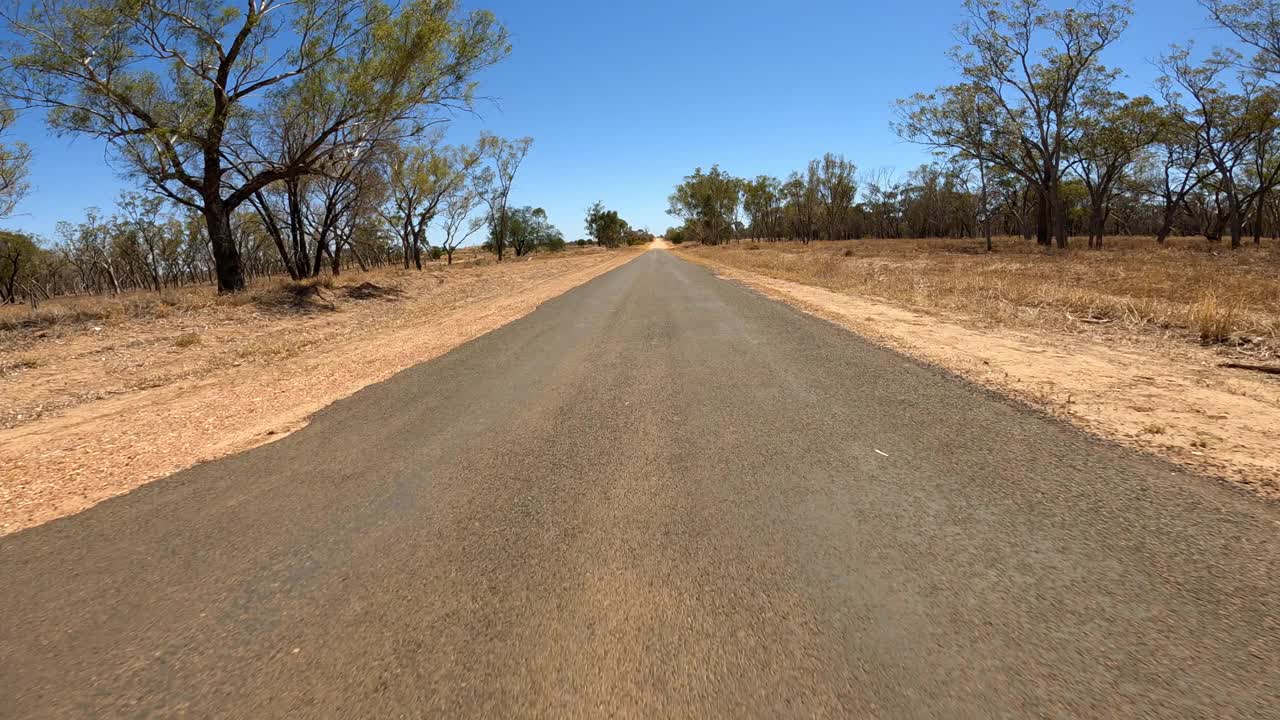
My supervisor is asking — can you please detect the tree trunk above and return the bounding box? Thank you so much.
[1089,203,1105,250]
[1228,192,1243,249]
[349,244,368,272]
[1052,181,1068,250]
[203,201,245,293]
[2,255,18,303]
[1156,199,1176,244]
[311,233,327,278]
[401,215,413,269]
[100,261,122,295]
[494,207,506,261]
[1252,192,1265,246]
[1036,189,1050,246]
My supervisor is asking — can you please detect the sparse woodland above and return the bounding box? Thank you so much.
[666,0,1280,252]
[0,0,584,307]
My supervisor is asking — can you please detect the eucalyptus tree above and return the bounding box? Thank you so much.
[860,167,904,238]
[0,105,30,219]
[440,185,484,265]
[313,146,387,276]
[666,165,742,245]
[241,89,394,279]
[115,191,172,291]
[0,231,40,303]
[1202,0,1280,77]
[247,155,384,281]
[501,207,561,256]
[57,208,123,294]
[968,158,997,249]
[897,0,1131,249]
[815,154,858,241]
[1,0,510,291]
[1145,89,1215,244]
[383,138,481,270]
[585,202,628,248]
[1240,102,1280,243]
[897,82,1001,240]
[780,169,820,242]
[1069,94,1161,248]
[474,134,533,261]
[741,175,783,241]
[1159,46,1280,247]
[900,162,983,242]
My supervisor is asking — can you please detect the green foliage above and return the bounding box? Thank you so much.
[667,165,742,244]
[0,106,30,219]
[473,135,534,261]
[1203,0,1280,78]
[382,137,483,271]
[491,206,563,256]
[0,0,511,290]
[1158,42,1280,246]
[0,230,41,303]
[894,0,1133,248]
[624,228,652,246]
[585,202,630,247]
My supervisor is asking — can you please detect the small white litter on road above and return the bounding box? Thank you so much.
[875,449,889,457]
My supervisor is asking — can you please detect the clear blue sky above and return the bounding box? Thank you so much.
[2,0,1232,241]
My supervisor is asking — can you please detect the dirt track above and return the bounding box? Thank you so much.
[2,249,1277,717]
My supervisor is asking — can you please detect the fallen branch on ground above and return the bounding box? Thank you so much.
[1220,362,1280,376]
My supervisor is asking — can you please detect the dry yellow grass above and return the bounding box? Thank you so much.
[0,244,566,333]
[682,236,1280,358]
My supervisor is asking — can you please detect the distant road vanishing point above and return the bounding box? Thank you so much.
[2,248,1277,718]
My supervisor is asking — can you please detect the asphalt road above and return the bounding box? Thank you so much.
[2,249,1277,718]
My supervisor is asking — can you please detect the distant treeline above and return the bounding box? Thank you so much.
[668,0,1280,250]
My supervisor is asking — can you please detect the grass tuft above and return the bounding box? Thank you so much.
[1191,293,1242,345]
[173,332,201,348]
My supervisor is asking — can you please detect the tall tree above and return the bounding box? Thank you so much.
[815,154,858,241]
[780,170,821,242]
[741,175,782,241]
[667,165,741,245]
[116,191,171,291]
[1202,0,1280,77]
[585,202,629,248]
[439,184,484,265]
[474,135,532,261]
[1145,89,1215,244]
[897,0,1131,248]
[0,231,39,303]
[383,139,480,270]
[1069,94,1161,248]
[502,207,561,257]
[0,104,30,218]
[1,0,509,291]
[1160,46,1280,247]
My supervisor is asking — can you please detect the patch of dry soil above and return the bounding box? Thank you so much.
[0,250,639,535]
[694,261,1280,499]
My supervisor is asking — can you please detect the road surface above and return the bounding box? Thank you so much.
[2,249,1277,718]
